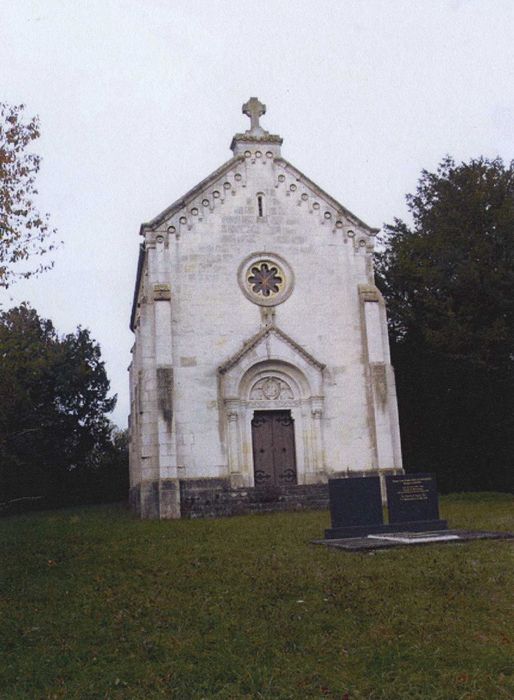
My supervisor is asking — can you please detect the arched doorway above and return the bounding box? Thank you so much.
[222,360,324,487]
[218,325,326,488]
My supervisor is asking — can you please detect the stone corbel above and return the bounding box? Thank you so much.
[153,284,171,301]
[358,283,382,304]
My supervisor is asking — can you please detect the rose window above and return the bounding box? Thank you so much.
[238,252,294,307]
[247,262,283,298]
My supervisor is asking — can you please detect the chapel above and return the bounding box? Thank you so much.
[128,98,403,519]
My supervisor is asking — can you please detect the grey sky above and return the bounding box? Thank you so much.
[2,0,513,427]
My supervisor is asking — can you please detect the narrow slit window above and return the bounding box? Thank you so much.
[257,194,264,217]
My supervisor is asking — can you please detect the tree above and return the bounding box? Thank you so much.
[83,428,130,504]
[0,305,122,509]
[0,103,57,288]
[376,156,514,492]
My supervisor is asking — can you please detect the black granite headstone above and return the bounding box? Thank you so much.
[386,473,447,530]
[325,476,385,539]
[324,472,448,540]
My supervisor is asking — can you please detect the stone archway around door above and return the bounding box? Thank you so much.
[221,359,324,487]
[218,324,326,488]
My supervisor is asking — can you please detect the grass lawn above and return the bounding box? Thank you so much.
[0,493,513,700]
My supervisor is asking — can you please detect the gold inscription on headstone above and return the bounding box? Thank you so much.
[393,477,431,502]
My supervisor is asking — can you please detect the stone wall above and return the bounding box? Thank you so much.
[180,478,329,518]
[130,478,330,519]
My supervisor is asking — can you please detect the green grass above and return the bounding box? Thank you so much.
[0,494,513,700]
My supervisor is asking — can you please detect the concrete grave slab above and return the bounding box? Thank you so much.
[313,530,514,552]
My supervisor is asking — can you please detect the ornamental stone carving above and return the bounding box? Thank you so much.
[249,376,294,401]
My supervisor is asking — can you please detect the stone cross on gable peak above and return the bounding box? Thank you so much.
[231,97,282,154]
[243,97,268,135]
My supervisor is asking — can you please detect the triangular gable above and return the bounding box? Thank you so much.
[139,153,378,237]
[218,324,325,375]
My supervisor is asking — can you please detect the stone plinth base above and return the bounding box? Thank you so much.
[129,478,329,519]
[129,479,180,519]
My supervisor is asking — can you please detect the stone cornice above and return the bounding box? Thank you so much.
[230,132,283,151]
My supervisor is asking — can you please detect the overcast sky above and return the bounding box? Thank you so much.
[2,0,513,427]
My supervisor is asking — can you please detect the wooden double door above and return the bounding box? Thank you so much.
[251,410,297,486]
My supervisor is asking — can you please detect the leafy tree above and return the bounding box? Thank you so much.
[84,428,130,503]
[0,103,57,288]
[0,305,124,510]
[376,156,514,492]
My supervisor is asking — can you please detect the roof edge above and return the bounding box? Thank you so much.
[275,156,380,234]
[140,154,245,234]
[130,243,145,332]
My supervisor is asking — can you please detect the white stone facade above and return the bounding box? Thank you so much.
[129,98,402,518]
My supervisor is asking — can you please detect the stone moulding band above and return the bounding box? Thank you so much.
[218,324,325,375]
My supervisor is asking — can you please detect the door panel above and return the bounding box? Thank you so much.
[272,412,297,484]
[251,412,274,485]
[251,410,297,486]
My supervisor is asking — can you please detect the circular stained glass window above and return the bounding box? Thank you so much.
[247,262,283,297]
[238,252,294,307]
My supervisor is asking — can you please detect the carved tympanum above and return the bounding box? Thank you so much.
[250,377,294,401]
